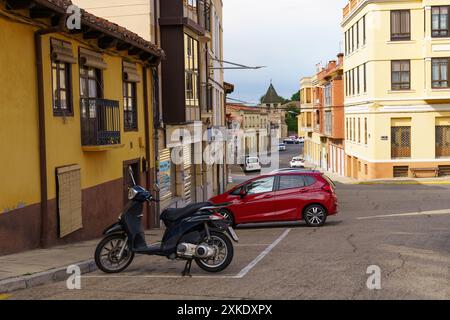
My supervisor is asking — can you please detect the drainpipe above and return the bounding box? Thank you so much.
[35,15,67,248]
[142,65,153,229]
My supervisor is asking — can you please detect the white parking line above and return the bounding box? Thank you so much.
[357,209,450,220]
[82,229,291,280]
[233,229,291,279]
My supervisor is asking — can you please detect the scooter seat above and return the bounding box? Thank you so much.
[161,202,212,223]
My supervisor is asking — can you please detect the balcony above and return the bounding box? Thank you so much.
[183,0,199,24]
[80,98,123,151]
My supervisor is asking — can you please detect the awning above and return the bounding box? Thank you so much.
[79,47,107,69]
[123,61,141,83]
[51,38,76,64]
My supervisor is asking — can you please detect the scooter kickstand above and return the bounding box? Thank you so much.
[182,260,193,277]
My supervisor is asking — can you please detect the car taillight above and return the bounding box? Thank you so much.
[322,183,333,193]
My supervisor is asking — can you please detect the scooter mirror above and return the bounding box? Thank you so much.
[128,166,137,186]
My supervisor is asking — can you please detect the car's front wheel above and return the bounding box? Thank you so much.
[303,204,327,227]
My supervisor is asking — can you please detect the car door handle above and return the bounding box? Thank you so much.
[263,194,273,199]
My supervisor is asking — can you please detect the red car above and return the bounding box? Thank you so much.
[209,170,338,227]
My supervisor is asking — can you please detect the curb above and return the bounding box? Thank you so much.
[0,259,97,294]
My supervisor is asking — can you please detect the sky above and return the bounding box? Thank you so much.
[223,0,348,105]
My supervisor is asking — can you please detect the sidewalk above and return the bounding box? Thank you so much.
[0,228,165,293]
[308,163,450,185]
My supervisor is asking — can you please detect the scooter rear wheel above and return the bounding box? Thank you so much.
[95,234,135,273]
[195,231,234,273]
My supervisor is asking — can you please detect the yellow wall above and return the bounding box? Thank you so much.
[0,17,41,212]
[0,14,155,211]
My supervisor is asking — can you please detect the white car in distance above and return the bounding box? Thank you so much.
[290,157,305,168]
[244,156,262,172]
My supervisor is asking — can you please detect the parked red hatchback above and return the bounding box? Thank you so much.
[209,170,338,227]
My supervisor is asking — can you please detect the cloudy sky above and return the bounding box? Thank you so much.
[223,0,348,104]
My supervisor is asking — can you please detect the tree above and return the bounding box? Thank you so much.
[284,102,300,134]
[291,90,300,102]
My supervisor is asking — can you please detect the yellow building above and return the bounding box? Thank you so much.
[0,0,163,255]
[343,0,450,179]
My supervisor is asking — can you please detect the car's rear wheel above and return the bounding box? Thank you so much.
[303,204,327,227]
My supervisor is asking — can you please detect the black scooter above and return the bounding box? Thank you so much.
[94,167,239,276]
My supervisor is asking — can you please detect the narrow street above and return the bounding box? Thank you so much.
[8,145,450,300]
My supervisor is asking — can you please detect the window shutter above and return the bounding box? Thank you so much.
[51,39,76,64]
[57,164,82,238]
[79,48,107,69]
[123,61,141,83]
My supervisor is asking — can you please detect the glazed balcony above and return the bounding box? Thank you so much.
[80,98,122,151]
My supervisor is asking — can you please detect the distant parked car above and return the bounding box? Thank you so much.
[295,137,305,144]
[209,170,338,227]
[278,143,287,151]
[283,138,295,144]
[243,156,261,172]
[290,157,305,168]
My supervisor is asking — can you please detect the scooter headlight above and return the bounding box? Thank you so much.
[128,187,138,200]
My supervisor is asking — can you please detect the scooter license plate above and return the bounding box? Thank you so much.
[228,226,239,242]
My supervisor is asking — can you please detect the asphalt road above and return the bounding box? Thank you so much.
[8,172,450,299]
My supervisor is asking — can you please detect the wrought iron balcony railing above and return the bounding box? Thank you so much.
[80,98,121,147]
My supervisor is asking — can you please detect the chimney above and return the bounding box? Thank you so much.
[337,53,344,66]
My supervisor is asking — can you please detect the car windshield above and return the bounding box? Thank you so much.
[292,157,302,161]
[247,158,259,164]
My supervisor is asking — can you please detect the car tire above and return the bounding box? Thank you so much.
[303,204,327,227]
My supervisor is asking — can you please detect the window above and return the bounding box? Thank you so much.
[436,125,450,158]
[351,25,354,52]
[432,58,449,88]
[185,34,199,107]
[346,118,349,140]
[357,66,360,94]
[391,10,411,41]
[80,66,103,98]
[391,60,411,90]
[324,83,332,107]
[358,118,361,143]
[432,6,449,38]
[364,118,368,145]
[52,61,72,116]
[356,20,360,49]
[352,118,356,141]
[363,63,367,93]
[246,177,275,195]
[278,175,306,190]
[345,72,349,96]
[123,81,137,131]
[352,68,355,95]
[391,126,411,158]
[363,15,366,45]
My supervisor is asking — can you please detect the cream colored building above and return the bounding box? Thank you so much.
[342,0,450,179]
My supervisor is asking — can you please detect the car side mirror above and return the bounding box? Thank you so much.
[239,188,247,198]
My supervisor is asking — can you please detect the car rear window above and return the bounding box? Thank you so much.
[303,175,317,187]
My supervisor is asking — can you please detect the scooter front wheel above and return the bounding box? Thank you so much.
[195,231,234,273]
[95,234,134,273]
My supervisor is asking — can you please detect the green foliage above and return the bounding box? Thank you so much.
[284,103,300,133]
[291,90,300,102]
